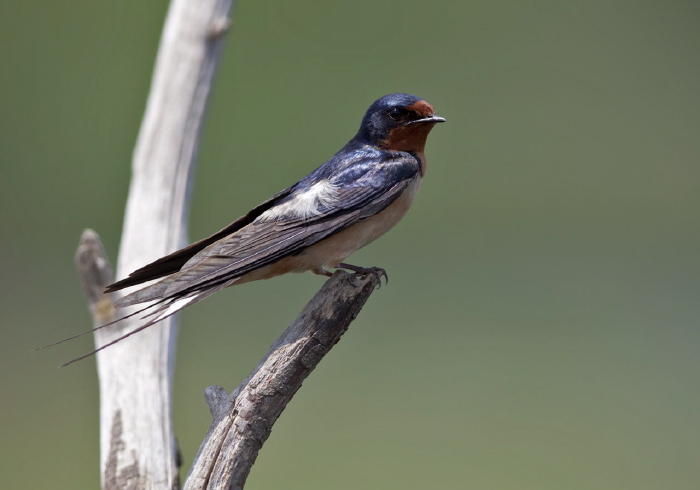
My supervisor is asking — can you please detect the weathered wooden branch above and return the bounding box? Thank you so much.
[184,271,381,490]
[74,0,235,488]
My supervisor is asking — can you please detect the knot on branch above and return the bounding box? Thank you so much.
[205,385,230,419]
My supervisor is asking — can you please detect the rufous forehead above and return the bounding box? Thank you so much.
[406,100,435,117]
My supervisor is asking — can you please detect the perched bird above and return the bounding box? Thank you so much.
[61,93,444,362]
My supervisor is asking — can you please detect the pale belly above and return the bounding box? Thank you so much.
[235,178,422,284]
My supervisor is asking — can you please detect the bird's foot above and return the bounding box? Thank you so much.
[337,263,388,288]
[311,267,334,277]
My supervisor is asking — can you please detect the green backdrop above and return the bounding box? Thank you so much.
[2,1,699,488]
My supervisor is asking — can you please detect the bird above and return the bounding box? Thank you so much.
[60,93,444,363]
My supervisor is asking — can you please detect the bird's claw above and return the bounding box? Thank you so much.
[337,263,388,288]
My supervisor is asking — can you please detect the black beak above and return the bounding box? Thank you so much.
[410,114,446,124]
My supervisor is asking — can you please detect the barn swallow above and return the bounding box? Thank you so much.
[64,93,444,361]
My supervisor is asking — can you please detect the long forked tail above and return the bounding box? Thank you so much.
[33,300,167,351]
[37,284,226,367]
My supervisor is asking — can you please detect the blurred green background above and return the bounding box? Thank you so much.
[2,1,699,488]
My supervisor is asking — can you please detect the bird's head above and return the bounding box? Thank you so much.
[356,93,445,153]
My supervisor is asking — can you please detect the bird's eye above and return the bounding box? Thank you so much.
[388,107,405,121]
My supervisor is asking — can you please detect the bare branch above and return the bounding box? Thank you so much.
[184,271,381,490]
[75,0,235,488]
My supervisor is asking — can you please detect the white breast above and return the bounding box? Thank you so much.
[299,177,423,268]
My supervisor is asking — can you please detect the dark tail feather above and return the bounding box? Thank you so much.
[59,284,227,367]
[32,300,167,352]
[59,318,165,367]
[114,280,173,308]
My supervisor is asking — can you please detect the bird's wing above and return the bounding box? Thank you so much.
[105,185,299,292]
[115,152,420,307]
